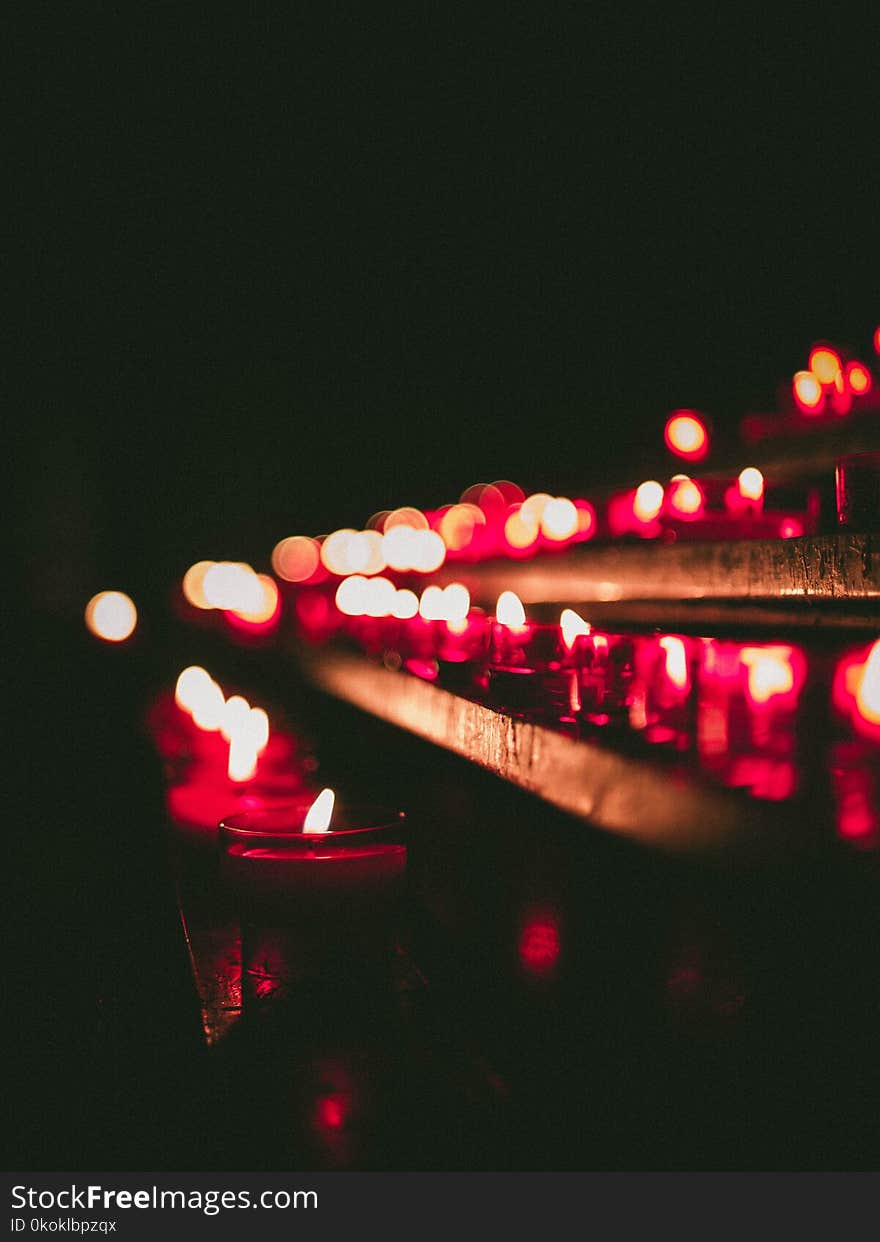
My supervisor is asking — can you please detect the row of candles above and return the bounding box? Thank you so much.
[743,336,880,442]
[324,591,880,841]
[156,460,827,648]
[325,583,880,738]
[260,465,819,597]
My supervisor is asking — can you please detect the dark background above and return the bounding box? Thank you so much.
[7,8,879,1171]
[13,7,879,619]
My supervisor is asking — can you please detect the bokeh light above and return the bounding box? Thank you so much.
[504,507,540,550]
[560,608,590,649]
[667,476,704,518]
[439,503,485,552]
[633,480,664,523]
[793,370,823,413]
[540,497,578,540]
[84,591,137,642]
[846,361,872,395]
[808,345,842,385]
[272,536,321,582]
[664,411,709,462]
[737,467,764,501]
[182,561,215,609]
[335,575,369,616]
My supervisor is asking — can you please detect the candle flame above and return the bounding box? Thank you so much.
[391,588,419,619]
[304,788,335,833]
[737,466,764,502]
[560,608,591,649]
[442,583,471,623]
[418,585,446,621]
[496,590,526,629]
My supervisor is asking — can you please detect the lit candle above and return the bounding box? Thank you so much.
[486,592,559,713]
[220,792,407,913]
[221,792,408,1004]
[559,613,636,727]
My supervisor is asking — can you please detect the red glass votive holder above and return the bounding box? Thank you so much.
[836,452,880,531]
[395,615,439,661]
[435,611,491,689]
[220,802,407,1005]
[631,634,697,747]
[487,622,571,716]
[696,639,806,800]
[564,632,636,726]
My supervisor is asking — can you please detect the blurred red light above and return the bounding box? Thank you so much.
[834,640,880,742]
[272,536,321,582]
[737,467,764,502]
[667,476,704,518]
[633,480,664,523]
[518,910,561,977]
[664,411,709,462]
[793,371,823,414]
[574,499,597,539]
[846,361,872,395]
[808,345,842,385]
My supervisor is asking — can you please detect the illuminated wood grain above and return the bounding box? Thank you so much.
[302,649,807,858]
[438,533,880,611]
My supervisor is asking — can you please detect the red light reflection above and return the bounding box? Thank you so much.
[518,907,561,978]
[833,640,880,742]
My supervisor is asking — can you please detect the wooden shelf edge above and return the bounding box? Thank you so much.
[300,648,810,860]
